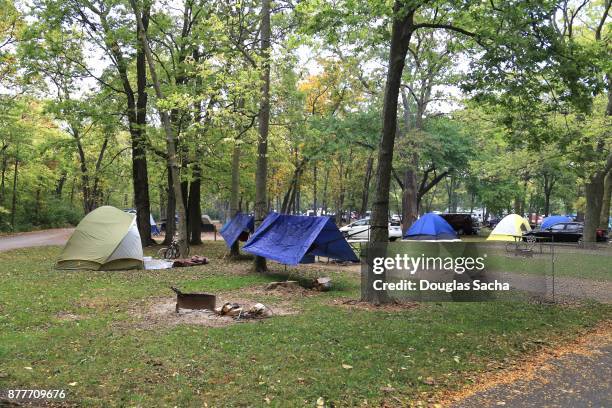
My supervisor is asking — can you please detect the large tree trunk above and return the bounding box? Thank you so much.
[229,143,241,256]
[132,0,188,256]
[401,157,418,233]
[600,170,611,229]
[132,7,154,246]
[364,2,414,304]
[188,165,202,245]
[584,171,606,243]
[253,0,271,272]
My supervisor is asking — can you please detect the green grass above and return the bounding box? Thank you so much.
[483,246,612,281]
[1,243,610,406]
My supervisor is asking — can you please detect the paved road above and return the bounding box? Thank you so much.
[0,228,74,252]
[0,229,224,253]
[452,343,612,408]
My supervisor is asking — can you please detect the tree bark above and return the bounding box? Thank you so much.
[360,155,374,218]
[163,166,176,244]
[312,163,317,215]
[0,147,7,203]
[599,170,611,229]
[131,0,188,257]
[188,165,202,245]
[401,158,418,233]
[584,171,605,243]
[365,2,415,304]
[230,143,241,256]
[132,7,154,246]
[253,0,271,272]
[10,155,18,230]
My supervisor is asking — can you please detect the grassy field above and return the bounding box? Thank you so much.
[1,242,610,407]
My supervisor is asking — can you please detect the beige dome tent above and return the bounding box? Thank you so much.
[487,214,531,241]
[56,206,144,270]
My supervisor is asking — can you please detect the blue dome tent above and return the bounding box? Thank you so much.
[242,213,358,265]
[403,213,459,241]
[220,213,255,248]
[541,215,571,229]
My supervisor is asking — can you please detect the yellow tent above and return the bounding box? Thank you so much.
[487,214,531,241]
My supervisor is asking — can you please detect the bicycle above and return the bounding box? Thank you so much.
[157,236,190,259]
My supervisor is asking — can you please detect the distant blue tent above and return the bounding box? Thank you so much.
[403,213,458,241]
[220,213,255,248]
[242,213,358,265]
[541,215,572,229]
[150,214,160,236]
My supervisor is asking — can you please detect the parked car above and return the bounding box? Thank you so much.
[339,218,402,241]
[440,213,479,235]
[522,222,608,243]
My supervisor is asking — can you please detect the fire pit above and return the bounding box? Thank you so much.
[171,287,216,313]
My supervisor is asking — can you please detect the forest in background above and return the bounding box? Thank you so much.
[0,0,609,248]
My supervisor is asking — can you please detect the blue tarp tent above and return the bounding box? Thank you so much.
[403,213,459,241]
[242,213,358,265]
[220,213,254,248]
[541,215,572,229]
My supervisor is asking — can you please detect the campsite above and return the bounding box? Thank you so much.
[1,0,611,406]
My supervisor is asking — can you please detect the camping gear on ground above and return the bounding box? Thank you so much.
[540,215,572,229]
[313,277,332,291]
[150,214,160,236]
[242,213,358,265]
[171,287,216,313]
[172,255,209,268]
[56,206,144,270]
[143,256,174,270]
[486,214,532,241]
[403,213,460,241]
[220,213,255,248]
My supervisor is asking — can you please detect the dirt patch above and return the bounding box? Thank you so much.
[55,312,85,321]
[436,320,612,407]
[127,294,298,329]
[329,297,420,312]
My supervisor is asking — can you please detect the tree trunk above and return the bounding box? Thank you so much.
[584,171,606,243]
[312,163,317,215]
[322,165,330,215]
[365,2,415,304]
[0,149,7,203]
[132,0,188,256]
[600,170,611,229]
[230,143,241,256]
[401,160,418,233]
[188,165,202,245]
[360,155,373,218]
[55,172,67,198]
[163,166,176,245]
[132,7,154,247]
[253,0,271,272]
[11,156,18,230]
